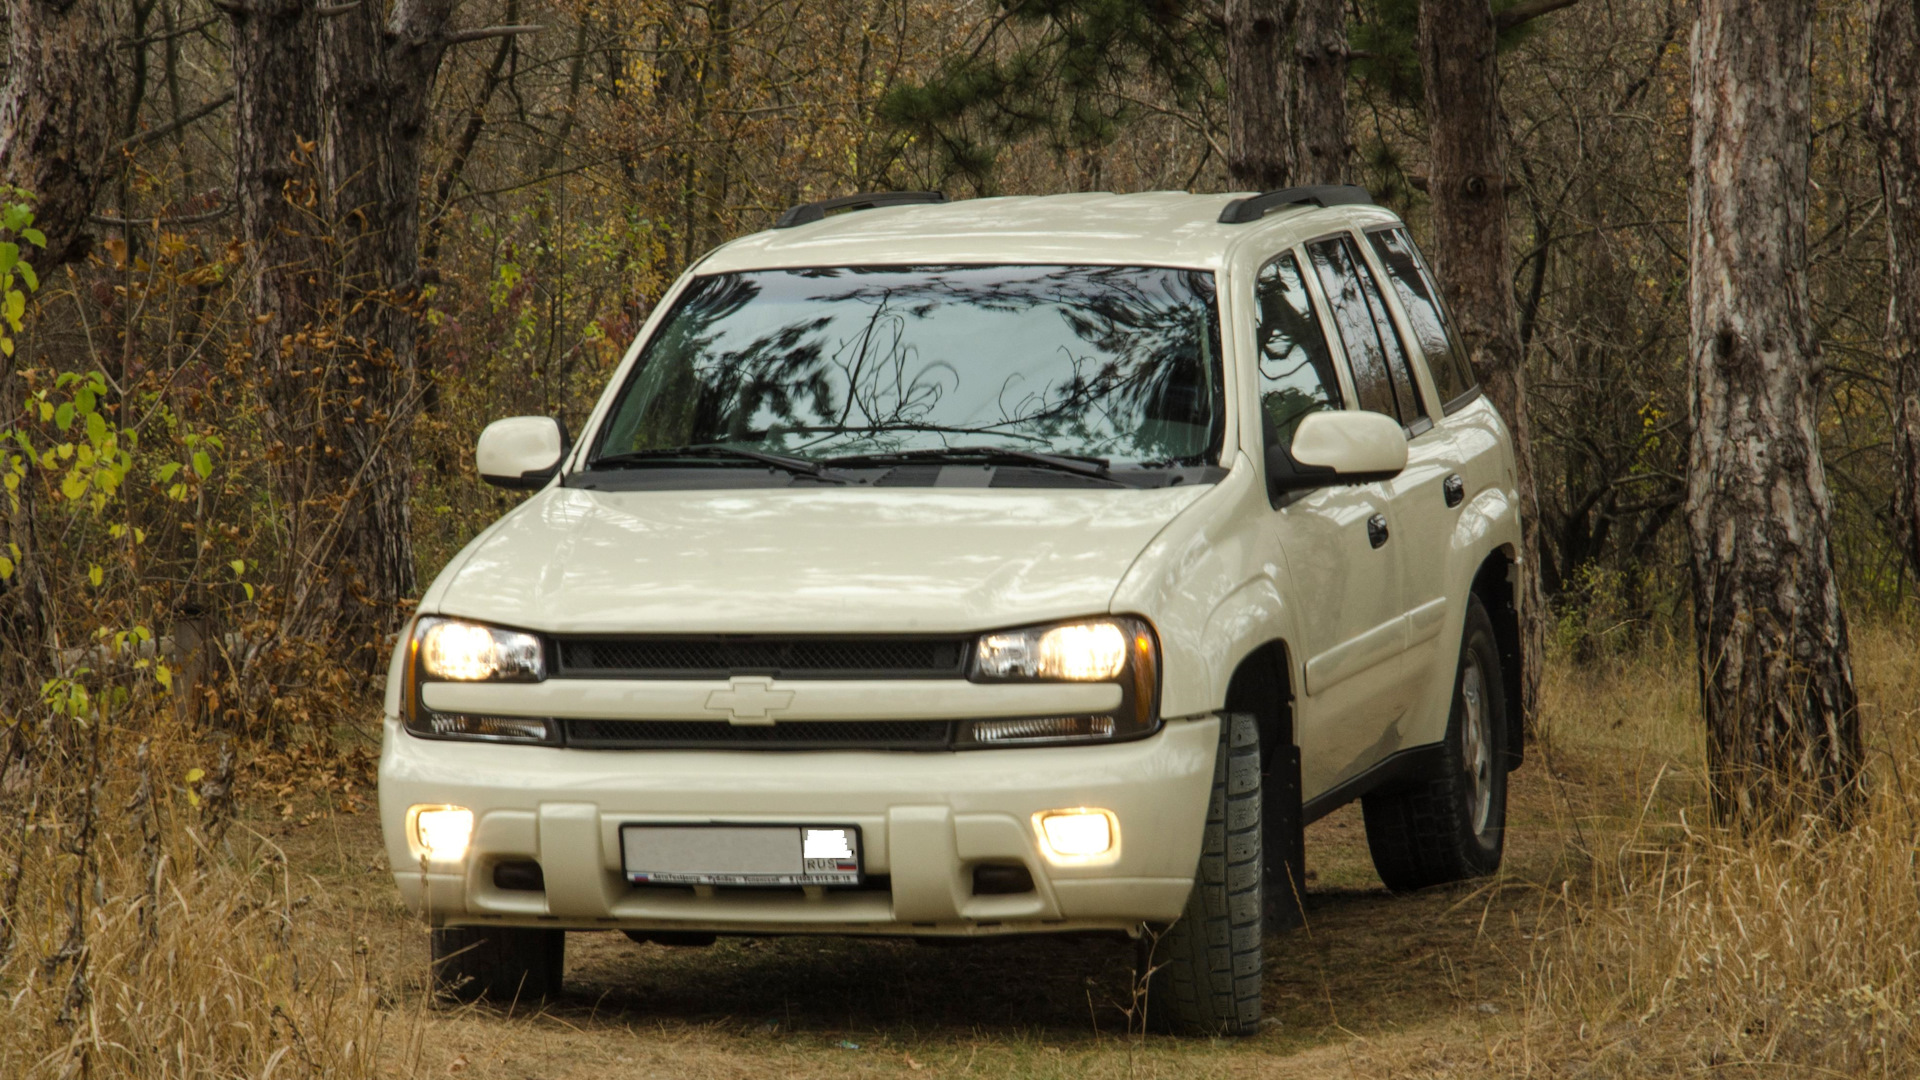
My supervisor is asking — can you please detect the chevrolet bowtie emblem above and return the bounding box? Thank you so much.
[704,677,795,725]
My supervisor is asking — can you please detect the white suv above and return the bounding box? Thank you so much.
[378,186,1525,1035]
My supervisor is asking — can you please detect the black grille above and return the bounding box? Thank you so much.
[555,636,969,679]
[564,718,954,750]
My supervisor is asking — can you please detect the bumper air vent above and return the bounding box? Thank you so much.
[554,636,970,680]
[563,718,955,750]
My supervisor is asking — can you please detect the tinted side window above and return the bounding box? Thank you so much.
[1369,227,1476,404]
[1307,236,1426,427]
[1254,253,1343,450]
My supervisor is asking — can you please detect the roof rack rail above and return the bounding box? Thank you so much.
[1217,184,1374,225]
[775,191,947,229]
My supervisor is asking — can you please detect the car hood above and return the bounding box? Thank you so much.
[426,485,1211,634]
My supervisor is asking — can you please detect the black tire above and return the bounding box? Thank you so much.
[431,925,565,1003]
[1144,712,1264,1036]
[1362,595,1509,892]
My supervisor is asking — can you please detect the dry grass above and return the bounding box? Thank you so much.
[2,618,1916,1077]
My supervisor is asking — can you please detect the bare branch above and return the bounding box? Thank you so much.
[1496,0,1584,32]
[443,24,543,46]
[91,202,236,228]
[116,92,233,152]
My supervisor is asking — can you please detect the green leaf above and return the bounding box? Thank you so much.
[243,582,255,602]
[157,461,181,482]
[84,410,106,448]
[0,243,18,274]
[20,228,44,249]
[53,402,72,431]
[16,261,36,293]
[190,450,211,479]
[229,558,245,576]
[1,205,30,233]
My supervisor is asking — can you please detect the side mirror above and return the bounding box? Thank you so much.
[477,416,570,490]
[1265,410,1408,496]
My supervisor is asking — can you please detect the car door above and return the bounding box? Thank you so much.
[1254,247,1409,801]
[1362,226,1484,720]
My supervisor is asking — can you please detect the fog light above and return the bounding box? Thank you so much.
[1034,808,1117,863]
[414,806,474,861]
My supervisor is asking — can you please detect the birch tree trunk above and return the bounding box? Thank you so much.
[1224,0,1293,190]
[1869,0,1920,581]
[1292,0,1348,185]
[0,0,117,265]
[1417,0,1545,737]
[1687,0,1860,825]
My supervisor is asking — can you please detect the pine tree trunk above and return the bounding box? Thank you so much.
[1870,0,1920,582]
[1687,0,1861,825]
[314,0,450,653]
[0,0,117,265]
[1293,0,1348,184]
[229,0,339,657]
[1224,0,1294,190]
[1417,0,1545,737]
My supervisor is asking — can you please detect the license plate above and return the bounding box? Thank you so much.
[620,824,862,886]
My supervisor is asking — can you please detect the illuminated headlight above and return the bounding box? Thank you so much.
[417,617,545,682]
[974,619,1139,682]
[958,617,1160,747]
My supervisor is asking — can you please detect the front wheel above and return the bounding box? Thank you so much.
[1143,712,1264,1036]
[431,925,565,1002]
[1361,596,1509,891]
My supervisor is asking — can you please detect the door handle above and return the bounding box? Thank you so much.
[1443,474,1465,508]
[1367,513,1389,549]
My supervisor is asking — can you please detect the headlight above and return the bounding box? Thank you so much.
[403,617,556,744]
[417,617,545,682]
[960,616,1160,746]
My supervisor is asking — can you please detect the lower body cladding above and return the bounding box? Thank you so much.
[377,715,1219,937]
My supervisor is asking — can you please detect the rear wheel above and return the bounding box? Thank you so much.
[1143,712,1264,1036]
[431,925,565,1002]
[1361,596,1509,891]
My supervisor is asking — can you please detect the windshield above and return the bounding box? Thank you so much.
[590,265,1225,469]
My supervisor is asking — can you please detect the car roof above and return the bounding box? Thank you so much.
[698,191,1404,274]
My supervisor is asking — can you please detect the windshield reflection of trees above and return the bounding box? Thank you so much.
[613,266,1223,465]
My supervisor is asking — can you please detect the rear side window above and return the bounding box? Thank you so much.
[1368,227,1477,406]
[1254,253,1343,450]
[1306,235,1427,428]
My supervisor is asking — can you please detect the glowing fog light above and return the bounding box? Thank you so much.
[414,806,474,861]
[1034,808,1118,862]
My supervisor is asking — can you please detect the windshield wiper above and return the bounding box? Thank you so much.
[591,445,848,483]
[824,446,1112,479]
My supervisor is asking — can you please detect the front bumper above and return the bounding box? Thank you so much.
[377,715,1218,936]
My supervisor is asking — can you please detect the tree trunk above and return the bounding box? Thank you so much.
[0,0,117,265]
[314,0,451,657]
[229,0,334,661]
[1293,0,1348,184]
[1224,0,1294,190]
[1687,0,1860,825]
[1417,0,1545,738]
[1870,0,1920,582]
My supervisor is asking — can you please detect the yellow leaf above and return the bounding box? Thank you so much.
[185,767,205,784]
[87,564,102,587]
[154,663,172,691]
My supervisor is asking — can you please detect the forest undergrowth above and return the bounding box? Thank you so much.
[0,619,1915,1078]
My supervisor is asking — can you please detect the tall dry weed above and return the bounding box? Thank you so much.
[1519,617,1920,1077]
[0,727,421,1079]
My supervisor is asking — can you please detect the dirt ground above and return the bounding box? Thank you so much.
[255,726,1621,1080]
